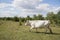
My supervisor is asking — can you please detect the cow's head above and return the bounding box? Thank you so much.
[25,20,30,26]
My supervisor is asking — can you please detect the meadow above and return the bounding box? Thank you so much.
[0,20,60,40]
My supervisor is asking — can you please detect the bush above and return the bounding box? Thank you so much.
[19,21,22,25]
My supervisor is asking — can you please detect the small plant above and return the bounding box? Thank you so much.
[19,21,22,25]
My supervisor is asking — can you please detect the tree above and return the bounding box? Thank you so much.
[33,14,44,20]
[13,16,19,22]
[26,16,32,20]
[37,14,44,20]
[56,11,60,26]
[33,15,37,20]
[46,12,57,27]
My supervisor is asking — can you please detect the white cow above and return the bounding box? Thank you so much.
[25,20,53,33]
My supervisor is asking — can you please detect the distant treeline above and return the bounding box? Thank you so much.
[0,11,60,26]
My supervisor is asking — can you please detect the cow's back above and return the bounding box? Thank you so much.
[29,20,50,28]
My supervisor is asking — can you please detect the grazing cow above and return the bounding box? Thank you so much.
[25,20,53,33]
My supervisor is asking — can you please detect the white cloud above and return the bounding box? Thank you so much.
[54,7,60,13]
[0,0,60,17]
[0,3,11,8]
[36,4,49,10]
[46,7,60,14]
[0,10,18,17]
[12,0,43,8]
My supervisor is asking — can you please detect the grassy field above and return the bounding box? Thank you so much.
[0,20,60,40]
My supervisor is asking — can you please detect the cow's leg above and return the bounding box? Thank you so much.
[47,25,53,34]
[29,27,33,32]
[45,28,48,33]
[45,27,48,33]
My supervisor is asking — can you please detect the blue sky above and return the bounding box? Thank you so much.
[43,0,60,6]
[0,0,60,17]
[0,0,13,3]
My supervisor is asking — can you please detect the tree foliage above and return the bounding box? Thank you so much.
[33,14,44,20]
[0,11,60,26]
[46,11,60,26]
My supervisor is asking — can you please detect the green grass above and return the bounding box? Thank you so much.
[0,21,60,40]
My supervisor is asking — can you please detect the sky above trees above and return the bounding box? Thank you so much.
[0,0,60,17]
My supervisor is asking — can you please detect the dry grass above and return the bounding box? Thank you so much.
[0,20,60,40]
